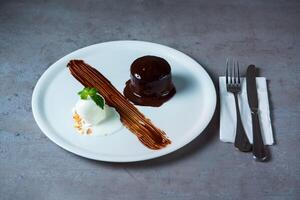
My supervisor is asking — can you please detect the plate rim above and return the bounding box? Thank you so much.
[32,40,216,162]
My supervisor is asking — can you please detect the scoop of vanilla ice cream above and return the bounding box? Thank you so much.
[75,98,107,125]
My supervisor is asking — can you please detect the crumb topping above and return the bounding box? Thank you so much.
[72,111,93,135]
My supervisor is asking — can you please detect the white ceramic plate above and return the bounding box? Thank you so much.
[32,40,216,162]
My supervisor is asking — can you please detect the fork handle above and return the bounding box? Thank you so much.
[233,94,252,152]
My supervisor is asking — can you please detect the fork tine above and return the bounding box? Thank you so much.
[237,61,241,84]
[233,59,236,84]
[230,59,233,84]
[226,58,229,84]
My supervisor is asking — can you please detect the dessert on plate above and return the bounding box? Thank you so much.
[72,87,122,136]
[67,59,171,150]
[124,55,176,107]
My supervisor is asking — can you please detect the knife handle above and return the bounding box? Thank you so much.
[233,94,252,152]
[251,111,268,161]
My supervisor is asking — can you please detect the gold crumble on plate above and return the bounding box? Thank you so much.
[72,111,93,135]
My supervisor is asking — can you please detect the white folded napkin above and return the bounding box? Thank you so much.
[219,77,274,145]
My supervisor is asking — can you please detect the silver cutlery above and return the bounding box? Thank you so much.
[246,65,268,161]
[226,58,252,152]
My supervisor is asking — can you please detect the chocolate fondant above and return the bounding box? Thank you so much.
[124,56,176,107]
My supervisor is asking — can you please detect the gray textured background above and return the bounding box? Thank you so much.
[1,0,300,199]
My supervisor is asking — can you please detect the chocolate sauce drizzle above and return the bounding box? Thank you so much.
[68,60,171,150]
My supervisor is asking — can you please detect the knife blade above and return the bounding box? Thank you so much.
[246,65,268,161]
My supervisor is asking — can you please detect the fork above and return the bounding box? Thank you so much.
[226,58,252,152]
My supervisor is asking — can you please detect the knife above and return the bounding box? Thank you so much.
[246,65,268,161]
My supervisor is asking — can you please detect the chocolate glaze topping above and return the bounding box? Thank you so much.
[124,56,176,107]
[68,60,171,150]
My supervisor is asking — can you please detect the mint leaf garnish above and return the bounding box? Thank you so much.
[78,87,105,109]
[78,89,89,99]
[91,95,105,109]
[89,88,97,96]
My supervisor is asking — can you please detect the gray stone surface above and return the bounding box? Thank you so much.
[1,0,300,199]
